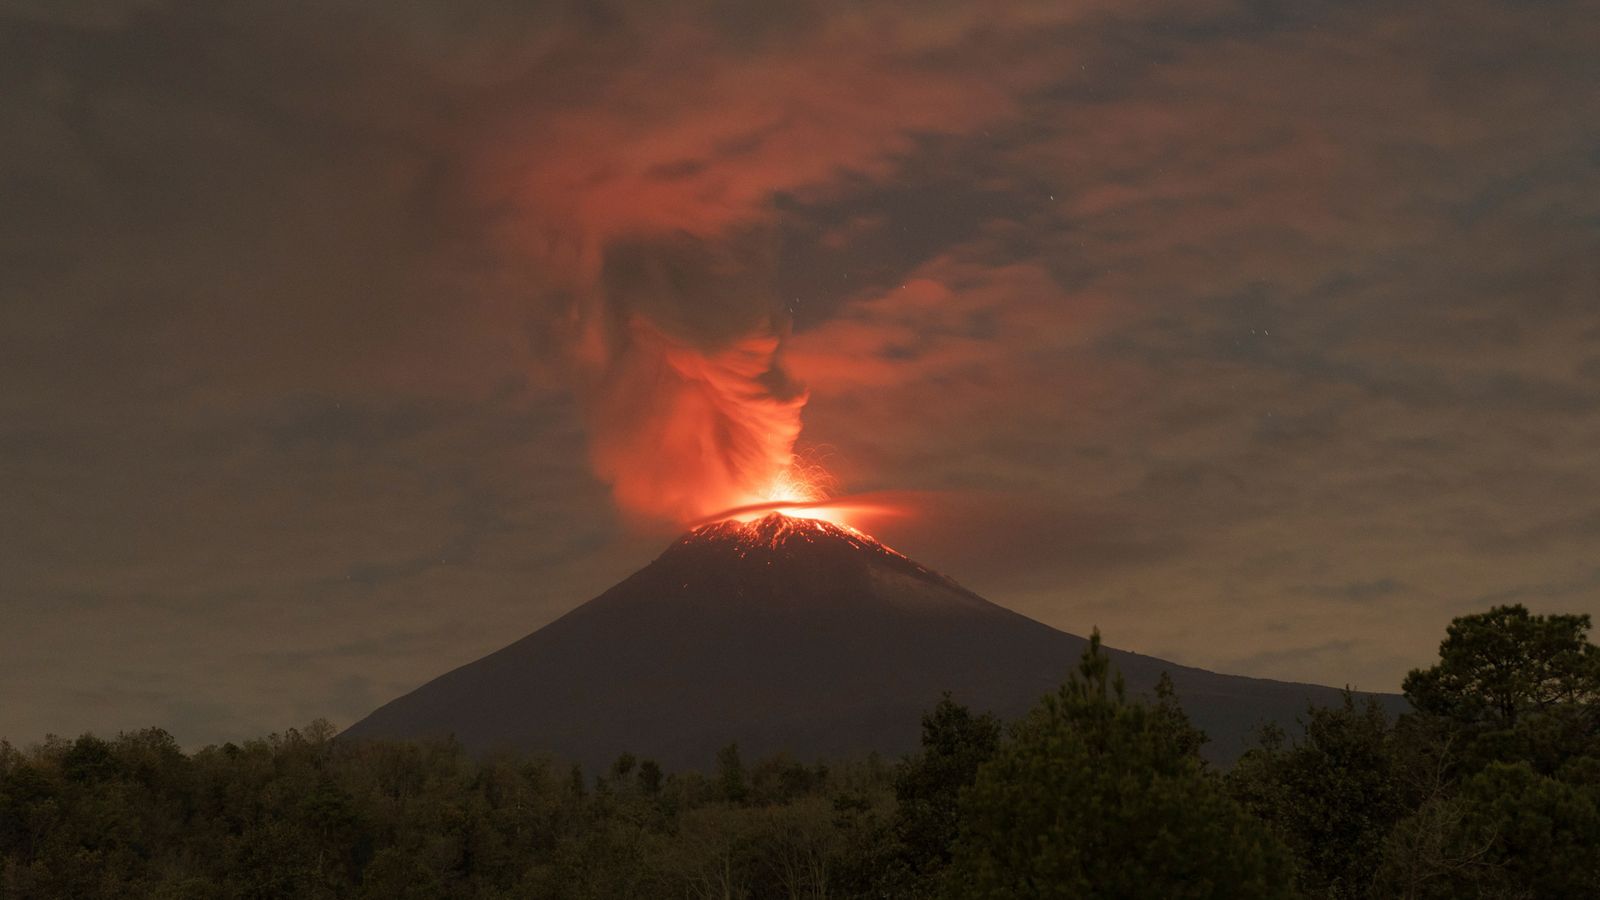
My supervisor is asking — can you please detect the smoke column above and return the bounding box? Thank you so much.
[471,7,1046,526]
[576,228,813,525]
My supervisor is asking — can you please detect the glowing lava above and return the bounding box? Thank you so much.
[694,463,897,531]
[576,299,885,530]
[700,496,871,528]
[689,511,905,556]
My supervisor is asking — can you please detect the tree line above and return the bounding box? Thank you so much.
[2,603,1596,898]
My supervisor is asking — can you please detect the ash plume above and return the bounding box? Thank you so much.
[448,2,1065,526]
[576,228,809,525]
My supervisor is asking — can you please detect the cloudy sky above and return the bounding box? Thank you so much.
[3,0,1597,746]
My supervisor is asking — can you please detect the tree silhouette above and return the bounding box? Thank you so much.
[948,631,1295,899]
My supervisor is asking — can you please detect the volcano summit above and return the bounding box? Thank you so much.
[343,515,1391,768]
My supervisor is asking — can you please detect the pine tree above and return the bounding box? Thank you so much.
[948,632,1295,899]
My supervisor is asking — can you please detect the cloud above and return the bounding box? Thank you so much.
[1300,579,1408,605]
[1,0,1597,747]
[770,0,1600,685]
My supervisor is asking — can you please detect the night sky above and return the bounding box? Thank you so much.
[3,0,1598,747]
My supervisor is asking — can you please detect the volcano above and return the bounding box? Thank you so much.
[343,514,1397,769]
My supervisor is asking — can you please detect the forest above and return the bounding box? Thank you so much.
[2,603,1597,899]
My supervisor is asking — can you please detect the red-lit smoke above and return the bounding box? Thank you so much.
[467,12,1059,528]
[583,318,814,524]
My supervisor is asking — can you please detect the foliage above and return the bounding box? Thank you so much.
[1402,604,1600,773]
[948,632,1296,899]
[1229,603,1600,900]
[7,604,1600,898]
[893,693,1000,879]
[0,722,907,900]
[1404,605,1600,728]
[1227,695,1404,899]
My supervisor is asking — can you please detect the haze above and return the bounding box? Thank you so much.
[1,0,1596,747]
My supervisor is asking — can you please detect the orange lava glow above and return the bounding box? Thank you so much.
[690,512,906,558]
[714,464,847,527]
[711,497,868,528]
[581,320,893,529]
[696,468,901,531]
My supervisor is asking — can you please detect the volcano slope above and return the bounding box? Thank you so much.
[343,514,1401,769]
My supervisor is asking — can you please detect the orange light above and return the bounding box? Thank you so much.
[720,500,855,527]
[713,462,847,527]
[695,481,900,531]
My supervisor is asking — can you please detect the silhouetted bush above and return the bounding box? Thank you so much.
[3,604,1595,898]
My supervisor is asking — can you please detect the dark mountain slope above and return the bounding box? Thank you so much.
[343,514,1402,768]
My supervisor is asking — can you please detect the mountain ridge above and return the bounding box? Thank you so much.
[342,514,1404,768]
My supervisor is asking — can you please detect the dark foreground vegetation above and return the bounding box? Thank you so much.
[3,604,1597,899]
